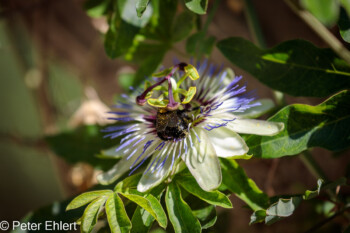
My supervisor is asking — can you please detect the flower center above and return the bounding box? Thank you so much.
[155,108,191,141]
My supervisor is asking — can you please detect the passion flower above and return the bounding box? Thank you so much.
[97,61,284,192]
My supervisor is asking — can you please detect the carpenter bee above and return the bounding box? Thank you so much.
[155,108,191,141]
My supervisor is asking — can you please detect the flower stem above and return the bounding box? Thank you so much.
[243,0,266,48]
[299,150,327,180]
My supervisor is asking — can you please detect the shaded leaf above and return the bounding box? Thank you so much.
[81,197,107,233]
[46,125,118,171]
[217,37,350,97]
[192,205,217,229]
[246,90,350,158]
[303,179,324,200]
[176,174,232,208]
[184,0,208,14]
[172,11,196,42]
[300,0,339,26]
[339,7,350,43]
[220,158,269,211]
[249,209,266,225]
[66,190,112,210]
[84,0,111,17]
[165,183,201,233]
[105,193,132,233]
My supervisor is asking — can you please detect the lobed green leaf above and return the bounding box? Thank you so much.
[166,182,201,233]
[66,190,112,211]
[105,193,132,233]
[175,174,232,208]
[120,191,167,228]
[217,37,350,97]
[81,197,107,233]
[246,90,350,158]
[338,7,350,43]
[192,205,217,229]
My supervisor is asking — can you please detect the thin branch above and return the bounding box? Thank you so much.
[284,0,350,65]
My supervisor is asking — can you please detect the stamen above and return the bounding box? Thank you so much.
[136,78,167,105]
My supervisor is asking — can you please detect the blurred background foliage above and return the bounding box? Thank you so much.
[0,0,350,232]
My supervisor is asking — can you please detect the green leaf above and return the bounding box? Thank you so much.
[339,7,350,43]
[136,0,150,17]
[84,0,111,17]
[115,173,142,193]
[175,174,232,208]
[105,22,140,59]
[131,206,155,233]
[105,0,153,58]
[341,0,350,16]
[171,11,196,42]
[105,193,132,233]
[266,197,302,217]
[217,37,350,97]
[133,45,167,86]
[220,158,269,211]
[303,179,324,200]
[66,190,112,210]
[81,197,107,233]
[118,0,153,27]
[184,0,208,14]
[246,90,350,158]
[165,183,201,233]
[192,205,217,229]
[249,210,266,225]
[46,125,118,171]
[130,186,166,233]
[301,0,339,27]
[120,191,167,228]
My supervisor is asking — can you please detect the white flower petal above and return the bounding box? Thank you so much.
[227,119,284,136]
[137,142,179,192]
[181,128,221,191]
[97,137,157,185]
[234,99,275,118]
[206,127,249,157]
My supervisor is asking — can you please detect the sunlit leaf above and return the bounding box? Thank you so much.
[246,90,350,158]
[175,174,232,208]
[105,193,132,233]
[301,0,339,27]
[120,191,167,228]
[184,0,208,14]
[217,37,350,97]
[166,183,201,233]
[220,158,269,211]
[66,190,112,210]
[81,197,107,233]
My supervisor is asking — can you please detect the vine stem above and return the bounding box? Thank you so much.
[284,0,350,65]
[303,204,350,233]
[299,150,328,180]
